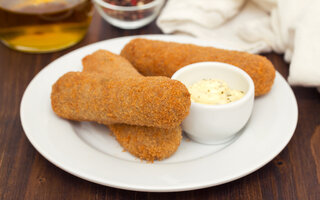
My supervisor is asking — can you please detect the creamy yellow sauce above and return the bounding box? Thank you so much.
[188,79,245,105]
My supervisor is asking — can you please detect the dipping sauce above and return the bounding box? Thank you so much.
[188,79,245,105]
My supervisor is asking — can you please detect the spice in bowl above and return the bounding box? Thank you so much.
[105,0,154,6]
[103,0,154,21]
[94,0,164,29]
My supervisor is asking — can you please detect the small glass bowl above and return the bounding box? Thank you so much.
[93,0,165,29]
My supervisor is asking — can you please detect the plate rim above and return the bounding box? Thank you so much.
[20,34,298,192]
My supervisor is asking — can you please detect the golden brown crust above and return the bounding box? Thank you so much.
[51,72,190,128]
[80,50,185,161]
[109,124,182,161]
[120,38,276,96]
[51,49,188,161]
[82,49,141,78]
[52,50,190,128]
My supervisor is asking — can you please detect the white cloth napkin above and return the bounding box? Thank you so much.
[157,0,320,88]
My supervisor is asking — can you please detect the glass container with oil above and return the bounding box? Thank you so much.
[0,0,93,53]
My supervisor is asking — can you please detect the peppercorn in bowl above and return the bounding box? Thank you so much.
[94,0,165,29]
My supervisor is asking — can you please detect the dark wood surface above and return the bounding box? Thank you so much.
[1,11,320,200]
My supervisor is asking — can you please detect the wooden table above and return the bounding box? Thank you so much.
[1,12,319,200]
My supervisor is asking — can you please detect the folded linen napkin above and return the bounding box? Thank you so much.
[157,0,320,89]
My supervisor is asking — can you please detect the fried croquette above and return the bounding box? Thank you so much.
[109,124,182,162]
[82,50,140,78]
[81,50,184,161]
[51,71,190,129]
[51,50,189,160]
[120,38,276,96]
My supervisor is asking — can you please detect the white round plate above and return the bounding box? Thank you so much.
[20,35,298,192]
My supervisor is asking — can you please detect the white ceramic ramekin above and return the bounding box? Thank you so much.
[172,62,255,144]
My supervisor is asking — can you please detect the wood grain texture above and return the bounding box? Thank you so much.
[1,11,320,200]
[311,126,320,183]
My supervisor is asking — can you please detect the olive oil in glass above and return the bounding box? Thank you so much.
[0,0,93,53]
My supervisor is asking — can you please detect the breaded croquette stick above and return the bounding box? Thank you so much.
[120,38,276,96]
[109,124,182,161]
[82,50,140,78]
[51,72,190,129]
[80,50,184,161]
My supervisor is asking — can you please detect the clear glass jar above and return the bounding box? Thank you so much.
[0,0,93,53]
